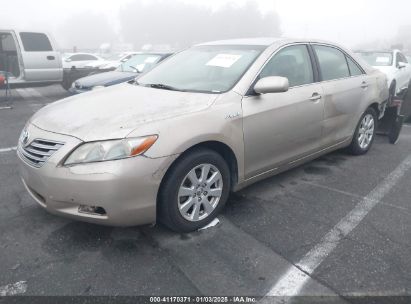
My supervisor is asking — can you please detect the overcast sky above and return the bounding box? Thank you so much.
[0,0,409,48]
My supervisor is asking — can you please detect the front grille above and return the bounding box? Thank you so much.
[18,139,64,168]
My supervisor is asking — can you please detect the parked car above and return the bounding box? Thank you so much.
[70,52,171,94]
[62,53,105,69]
[356,50,411,101]
[0,29,62,86]
[85,52,140,69]
[18,38,388,232]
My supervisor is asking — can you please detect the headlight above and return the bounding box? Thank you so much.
[92,85,105,90]
[64,135,158,166]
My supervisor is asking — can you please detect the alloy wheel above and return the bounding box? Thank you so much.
[358,114,375,149]
[177,164,223,222]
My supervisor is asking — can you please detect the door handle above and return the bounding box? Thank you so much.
[47,56,55,60]
[361,81,369,89]
[309,93,322,101]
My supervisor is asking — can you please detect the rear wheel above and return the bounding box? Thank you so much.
[158,148,230,232]
[348,107,377,155]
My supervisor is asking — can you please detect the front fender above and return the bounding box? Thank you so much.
[126,95,245,182]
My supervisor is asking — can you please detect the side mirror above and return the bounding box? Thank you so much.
[254,76,289,94]
[65,58,72,62]
[398,62,406,69]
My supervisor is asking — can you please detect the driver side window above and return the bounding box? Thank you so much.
[259,45,314,87]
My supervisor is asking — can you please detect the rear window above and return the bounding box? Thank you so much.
[19,32,52,52]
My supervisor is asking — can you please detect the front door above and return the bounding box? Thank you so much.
[242,44,324,178]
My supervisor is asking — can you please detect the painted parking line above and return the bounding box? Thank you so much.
[0,146,17,153]
[15,88,31,100]
[302,181,411,215]
[0,281,27,296]
[15,87,51,103]
[25,87,52,103]
[150,217,335,296]
[266,154,411,298]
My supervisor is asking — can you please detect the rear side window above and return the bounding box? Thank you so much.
[259,44,314,87]
[19,32,52,52]
[346,56,364,76]
[314,45,350,81]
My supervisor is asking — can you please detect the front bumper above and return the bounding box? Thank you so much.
[18,124,177,226]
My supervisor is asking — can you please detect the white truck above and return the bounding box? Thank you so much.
[0,29,63,87]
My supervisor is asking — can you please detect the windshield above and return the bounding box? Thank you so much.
[137,45,265,93]
[116,54,162,73]
[356,52,393,67]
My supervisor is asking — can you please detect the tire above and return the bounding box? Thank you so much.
[158,148,230,232]
[61,81,71,91]
[348,107,378,155]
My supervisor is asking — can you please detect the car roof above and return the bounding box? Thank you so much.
[196,37,347,48]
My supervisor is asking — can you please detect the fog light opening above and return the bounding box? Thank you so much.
[78,205,107,216]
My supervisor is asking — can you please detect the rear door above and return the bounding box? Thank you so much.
[16,31,62,82]
[312,44,369,145]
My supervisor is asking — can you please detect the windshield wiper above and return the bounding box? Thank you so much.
[145,83,184,91]
[129,66,142,73]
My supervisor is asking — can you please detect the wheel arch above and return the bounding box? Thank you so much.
[158,140,239,199]
[369,102,380,118]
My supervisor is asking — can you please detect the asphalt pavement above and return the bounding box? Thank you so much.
[0,85,411,303]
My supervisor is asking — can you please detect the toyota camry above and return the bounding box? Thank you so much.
[18,38,388,232]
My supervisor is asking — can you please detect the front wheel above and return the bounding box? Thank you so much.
[158,148,230,232]
[348,107,377,155]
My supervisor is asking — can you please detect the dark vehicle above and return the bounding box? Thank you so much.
[69,52,172,94]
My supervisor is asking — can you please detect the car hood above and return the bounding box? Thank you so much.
[75,71,136,88]
[30,83,218,142]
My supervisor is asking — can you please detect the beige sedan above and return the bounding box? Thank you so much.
[18,38,388,232]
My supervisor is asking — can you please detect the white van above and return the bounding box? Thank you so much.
[0,30,63,86]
